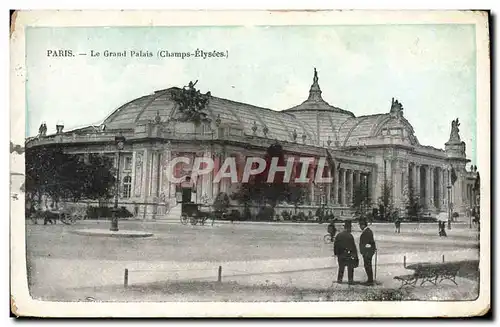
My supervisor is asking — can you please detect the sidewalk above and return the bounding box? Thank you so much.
[29,248,478,300]
[74,218,477,228]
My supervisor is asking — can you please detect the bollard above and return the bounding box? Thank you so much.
[124,268,129,288]
[442,255,445,263]
[404,255,406,268]
[217,266,222,283]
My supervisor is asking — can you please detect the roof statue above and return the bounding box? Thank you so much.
[449,118,461,142]
[38,122,47,137]
[313,67,318,84]
[171,80,211,125]
[390,97,404,118]
[154,110,162,124]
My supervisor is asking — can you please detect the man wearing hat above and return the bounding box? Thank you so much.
[333,221,359,284]
[359,219,377,285]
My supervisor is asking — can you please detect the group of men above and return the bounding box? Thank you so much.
[331,219,377,285]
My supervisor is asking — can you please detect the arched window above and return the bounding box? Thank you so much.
[122,175,132,198]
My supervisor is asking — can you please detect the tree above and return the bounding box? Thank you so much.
[25,146,116,208]
[171,80,211,126]
[378,180,394,221]
[287,184,307,214]
[82,154,116,201]
[351,181,372,219]
[231,143,291,209]
[405,186,423,221]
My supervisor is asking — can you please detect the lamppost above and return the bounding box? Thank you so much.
[469,187,473,229]
[447,185,452,230]
[110,134,126,232]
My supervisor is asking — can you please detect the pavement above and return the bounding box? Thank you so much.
[26,219,480,301]
[29,248,478,301]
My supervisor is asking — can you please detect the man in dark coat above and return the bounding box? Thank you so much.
[333,221,358,284]
[394,218,401,233]
[359,219,377,285]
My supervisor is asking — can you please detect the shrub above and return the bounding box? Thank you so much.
[242,206,252,221]
[213,192,230,213]
[257,206,275,221]
[297,211,306,222]
[229,209,241,221]
[281,210,291,221]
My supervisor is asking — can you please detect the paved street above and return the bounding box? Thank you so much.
[26,220,480,301]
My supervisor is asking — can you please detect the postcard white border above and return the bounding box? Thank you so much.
[10,10,490,317]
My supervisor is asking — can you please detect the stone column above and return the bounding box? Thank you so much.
[219,152,232,196]
[158,153,163,196]
[150,151,159,198]
[133,151,144,198]
[430,166,435,210]
[326,167,332,205]
[437,168,442,209]
[354,170,361,188]
[385,159,392,182]
[141,148,150,199]
[370,169,377,204]
[393,161,402,209]
[341,168,347,206]
[415,164,421,201]
[131,151,137,199]
[203,149,213,202]
[163,142,172,199]
[212,152,221,198]
[348,169,354,205]
[411,163,417,191]
[367,172,373,203]
[424,166,431,209]
[309,165,315,205]
[333,164,339,204]
[439,168,447,211]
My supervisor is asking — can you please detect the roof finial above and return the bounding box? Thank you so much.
[308,67,322,101]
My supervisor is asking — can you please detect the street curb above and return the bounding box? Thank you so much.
[70,229,154,238]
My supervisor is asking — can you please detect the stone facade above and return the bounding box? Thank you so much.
[26,70,479,219]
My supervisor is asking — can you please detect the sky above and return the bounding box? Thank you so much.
[25,24,477,163]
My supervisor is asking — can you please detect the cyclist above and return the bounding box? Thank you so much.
[327,219,337,242]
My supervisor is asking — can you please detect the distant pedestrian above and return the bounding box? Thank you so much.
[327,220,337,242]
[394,219,401,233]
[333,221,358,284]
[439,221,447,237]
[359,219,377,285]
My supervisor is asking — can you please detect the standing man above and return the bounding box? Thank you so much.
[333,221,359,285]
[359,219,377,285]
[395,218,401,234]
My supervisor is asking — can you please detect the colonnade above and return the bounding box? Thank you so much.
[126,148,465,217]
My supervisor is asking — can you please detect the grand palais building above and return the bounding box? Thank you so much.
[26,69,478,220]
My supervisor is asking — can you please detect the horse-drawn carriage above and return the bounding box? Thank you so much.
[180,202,215,226]
[30,203,87,225]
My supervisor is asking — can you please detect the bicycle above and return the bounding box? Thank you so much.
[323,233,336,244]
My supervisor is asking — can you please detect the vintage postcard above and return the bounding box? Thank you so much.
[10,10,490,317]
